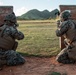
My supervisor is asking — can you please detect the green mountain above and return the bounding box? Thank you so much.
[17,9,59,20]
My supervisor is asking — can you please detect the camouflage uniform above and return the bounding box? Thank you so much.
[56,11,76,64]
[0,12,25,67]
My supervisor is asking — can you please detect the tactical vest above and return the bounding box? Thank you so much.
[63,20,76,44]
[0,25,15,50]
[64,20,76,60]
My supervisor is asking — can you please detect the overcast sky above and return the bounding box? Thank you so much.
[0,0,76,16]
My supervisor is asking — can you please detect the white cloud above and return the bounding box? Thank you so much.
[49,8,55,12]
[15,7,28,16]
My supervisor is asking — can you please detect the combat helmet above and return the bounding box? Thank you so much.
[60,10,71,20]
[4,12,17,23]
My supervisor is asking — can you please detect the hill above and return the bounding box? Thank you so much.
[17,9,59,20]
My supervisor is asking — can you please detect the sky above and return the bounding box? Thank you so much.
[0,0,76,16]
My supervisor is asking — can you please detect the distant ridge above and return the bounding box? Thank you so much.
[17,9,59,20]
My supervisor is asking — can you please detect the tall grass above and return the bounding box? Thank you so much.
[17,20,60,57]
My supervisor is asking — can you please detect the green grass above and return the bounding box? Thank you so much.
[17,20,61,57]
[47,72,61,75]
[47,71,67,75]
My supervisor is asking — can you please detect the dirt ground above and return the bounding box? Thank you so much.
[0,56,76,75]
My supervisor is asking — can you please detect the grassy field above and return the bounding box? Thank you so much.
[17,20,61,57]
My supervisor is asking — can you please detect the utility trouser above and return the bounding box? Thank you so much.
[56,47,75,64]
[0,49,25,66]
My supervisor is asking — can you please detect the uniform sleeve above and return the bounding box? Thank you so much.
[56,21,69,37]
[14,31,24,40]
[11,27,24,40]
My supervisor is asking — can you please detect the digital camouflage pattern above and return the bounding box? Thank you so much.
[0,12,25,69]
[0,50,25,66]
[56,11,76,64]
